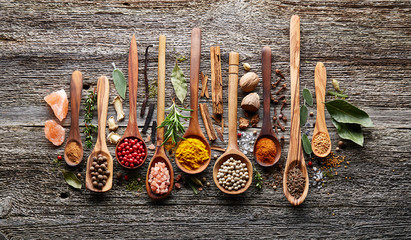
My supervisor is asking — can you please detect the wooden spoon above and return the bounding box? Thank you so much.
[175,28,211,174]
[312,62,332,157]
[213,52,253,194]
[64,70,83,166]
[253,46,281,167]
[115,34,148,169]
[85,76,113,192]
[283,15,309,206]
[146,35,174,200]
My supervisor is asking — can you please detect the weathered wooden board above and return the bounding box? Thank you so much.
[0,0,410,239]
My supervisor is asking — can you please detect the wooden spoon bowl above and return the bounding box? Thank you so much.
[283,159,309,205]
[254,134,281,167]
[213,152,252,194]
[115,34,147,169]
[175,28,211,175]
[312,62,331,158]
[283,15,309,206]
[175,134,211,174]
[115,136,147,169]
[64,70,83,166]
[253,46,281,167]
[146,155,174,200]
[85,76,113,192]
[146,35,174,200]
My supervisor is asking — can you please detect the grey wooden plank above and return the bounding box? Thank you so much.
[0,0,410,239]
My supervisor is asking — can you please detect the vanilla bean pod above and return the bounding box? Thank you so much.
[142,103,155,134]
[141,45,153,117]
[151,121,157,144]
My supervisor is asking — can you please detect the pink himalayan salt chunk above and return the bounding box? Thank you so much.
[44,89,68,121]
[44,120,65,146]
[148,162,171,195]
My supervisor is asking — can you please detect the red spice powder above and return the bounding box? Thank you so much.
[255,138,277,164]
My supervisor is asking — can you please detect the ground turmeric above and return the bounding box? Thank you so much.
[176,138,209,170]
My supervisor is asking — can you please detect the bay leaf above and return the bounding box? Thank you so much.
[62,170,82,189]
[171,61,187,104]
[331,118,364,146]
[303,88,313,107]
[300,105,308,127]
[112,68,127,99]
[302,133,313,154]
[325,100,373,127]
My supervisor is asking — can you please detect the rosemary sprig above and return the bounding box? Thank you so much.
[84,89,98,149]
[157,101,192,145]
[253,165,263,189]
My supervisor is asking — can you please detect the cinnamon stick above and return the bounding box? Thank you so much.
[200,72,209,98]
[199,103,217,141]
[210,46,223,115]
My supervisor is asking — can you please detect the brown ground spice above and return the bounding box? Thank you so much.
[66,141,82,163]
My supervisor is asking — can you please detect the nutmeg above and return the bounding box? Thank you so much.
[241,92,260,112]
[239,72,259,92]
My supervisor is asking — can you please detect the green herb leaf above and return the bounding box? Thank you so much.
[112,64,127,99]
[331,118,364,146]
[300,105,308,127]
[302,88,313,107]
[188,182,199,194]
[253,165,263,190]
[171,61,187,104]
[158,101,192,145]
[302,134,313,154]
[62,170,82,189]
[325,100,373,127]
[190,177,203,186]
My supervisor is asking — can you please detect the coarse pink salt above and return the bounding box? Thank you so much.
[148,162,170,195]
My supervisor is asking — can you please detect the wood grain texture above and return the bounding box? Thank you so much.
[0,0,410,239]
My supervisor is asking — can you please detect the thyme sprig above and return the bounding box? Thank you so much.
[157,101,192,145]
[253,165,263,189]
[84,89,98,149]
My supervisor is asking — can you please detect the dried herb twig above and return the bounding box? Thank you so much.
[84,89,98,149]
[141,45,153,117]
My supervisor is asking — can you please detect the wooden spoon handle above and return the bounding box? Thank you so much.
[69,70,83,139]
[157,35,166,145]
[261,46,273,132]
[289,15,302,155]
[96,76,109,150]
[188,28,201,129]
[126,34,139,135]
[227,52,239,150]
[314,62,327,133]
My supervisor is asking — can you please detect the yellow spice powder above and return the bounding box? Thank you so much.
[176,138,209,170]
